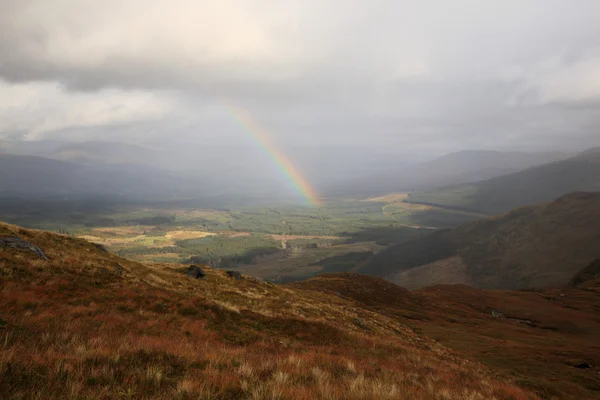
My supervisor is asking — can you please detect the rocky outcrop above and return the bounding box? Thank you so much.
[184,265,205,279]
[92,242,108,253]
[225,270,242,280]
[0,236,49,260]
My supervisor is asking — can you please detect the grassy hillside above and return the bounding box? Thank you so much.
[2,222,600,398]
[293,273,600,399]
[0,221,545,400]
[363,192,600,289]
[407,148,600,215]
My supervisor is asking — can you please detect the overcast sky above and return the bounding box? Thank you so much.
[1,0,600,154]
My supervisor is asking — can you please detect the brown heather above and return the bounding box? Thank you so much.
[1,222,598,399]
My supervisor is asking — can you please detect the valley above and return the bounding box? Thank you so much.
[0,196,479,283]
[4,3,600,398]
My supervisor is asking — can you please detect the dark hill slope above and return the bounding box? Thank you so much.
[50,140,157,166]
[408,148,600,214]
[569,259,600,288]
[326,150,567,197]
[0,153,192,199]
[362,192,600,290]
[292,273,600,400]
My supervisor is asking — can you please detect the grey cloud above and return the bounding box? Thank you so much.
[1,0,600,152]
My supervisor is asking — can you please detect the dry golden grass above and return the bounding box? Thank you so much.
[390,256,473,289]
[364,193,411,203]
[0,221,559,399]
[164,230,216,240]
[271,234,346,241]
[76,229,214,248]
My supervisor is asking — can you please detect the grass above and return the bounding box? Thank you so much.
[293,273,600,400]
[0,221,543,399]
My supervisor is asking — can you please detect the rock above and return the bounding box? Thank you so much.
[225,270,242,280]
[574,362,592,369]
[92,242,108,253]
[491,310,504,318]
[115,263,124,276]
[353,317,367,329]
[184,265,206,279]
[0,236,49,260]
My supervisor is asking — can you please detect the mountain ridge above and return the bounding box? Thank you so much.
[363,192,600,290]
[407,147,600,214]
[327,149,570,197]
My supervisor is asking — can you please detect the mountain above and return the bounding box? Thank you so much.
[326,150,569,197]
[1,221,599,399]
[0,139,73,157]
[407,147,600,215]
[0,153,194,199]
[50,141,158,166]
[362,192,600,290]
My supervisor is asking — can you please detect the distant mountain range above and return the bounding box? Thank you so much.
[1,140,424,203]
[49,141,159,166]
[326,149,570,196]
[3,139,599,209]
[407,148,600,214]
[0,153,194,200]
[362,192,600,290]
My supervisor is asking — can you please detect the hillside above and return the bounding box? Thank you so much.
[50,141,158,166]
[1,222,599,398]
[407,148,600,215]
[327,150,569,197]
[363,192,600,290]
[0,153,194,200]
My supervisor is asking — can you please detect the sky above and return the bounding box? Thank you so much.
[1,0,600,155]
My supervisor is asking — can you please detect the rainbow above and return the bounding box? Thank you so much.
[223,103,321,206]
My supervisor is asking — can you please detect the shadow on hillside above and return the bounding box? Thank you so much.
[342,226,428,246]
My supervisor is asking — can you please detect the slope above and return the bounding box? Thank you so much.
[407,147,600,215]
[292,273,600,399]
[0,153,194,200]
[0,221,539,399]
[363,192,600,290]
[50,141,158,166]
[327,150,569,197]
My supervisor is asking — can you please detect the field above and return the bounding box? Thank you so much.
[0,195,482,282]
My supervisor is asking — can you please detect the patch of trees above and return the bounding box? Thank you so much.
[125,214,176,226]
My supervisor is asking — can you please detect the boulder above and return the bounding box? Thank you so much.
[92,242,108,253]
[574,362,592,369]
[115,263,124,276]
[184,265,206,279]
[353,317,367,329]
[225,270,242,280]
[0,236,49,260]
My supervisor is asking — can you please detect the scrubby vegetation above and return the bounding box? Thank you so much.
[0,222,550,399]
